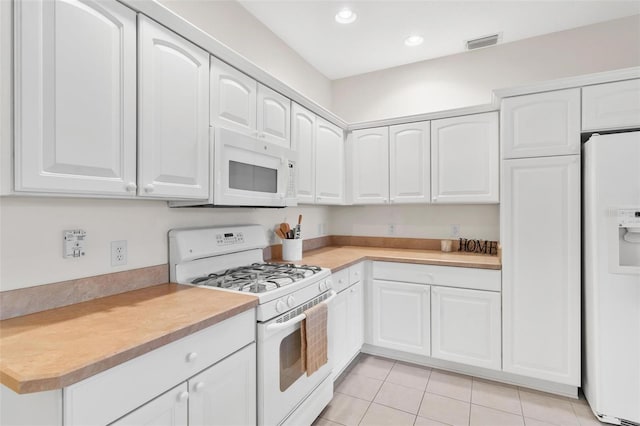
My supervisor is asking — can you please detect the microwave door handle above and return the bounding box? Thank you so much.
[265,291,337,332]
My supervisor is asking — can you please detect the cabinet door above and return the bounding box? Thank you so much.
[501,156,580,385]
[347,280,364,357]
[431,112,499,203]
[189,343,256,426]
[431,286,501,370]
[110,384,188,426]
[14,0,137,195]
[138,16,209,199]
[582,79,640,131]
[315,118,344,204]
[371,280,430,356]
[389,121,430,204]
[501,89,580,159]
[257,84,291,148]
[349,128,389,204]
[331,288,350,380]
[210,57,257,135]
[292,104,316,204]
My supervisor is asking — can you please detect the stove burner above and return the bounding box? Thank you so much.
[190,262,321,293]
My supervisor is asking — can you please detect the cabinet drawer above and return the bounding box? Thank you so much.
[64,309,255,426]
[332,268,350,293]
[349,262,365,285]
[582,79,640,131]
[372,261,500,292]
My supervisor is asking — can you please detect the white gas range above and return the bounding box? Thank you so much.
[169,225,336,426]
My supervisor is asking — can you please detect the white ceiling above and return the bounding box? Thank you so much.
[238,1,640,80]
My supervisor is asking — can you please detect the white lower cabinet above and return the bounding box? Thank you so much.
[331,281,364,380]
[188,343,256,426]
[112,343,256,426]
[370,279,431,356]
[110,384,189,426]
[64,310,256,426]
[431,286,501,370]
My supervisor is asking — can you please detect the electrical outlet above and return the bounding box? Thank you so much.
[111,240,127,266]
[450,224,460,238]
[388,224,395,235]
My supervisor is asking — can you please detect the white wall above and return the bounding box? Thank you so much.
[329,205,499,242]
[158,0,332,109]
[0,197,329,291]
[332,15,640,123]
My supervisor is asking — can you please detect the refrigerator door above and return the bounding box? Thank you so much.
[583,131,640,425]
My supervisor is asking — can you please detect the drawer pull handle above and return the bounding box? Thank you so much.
[186,352,198,363]
[177,391,189,402]
[193,382,205,392]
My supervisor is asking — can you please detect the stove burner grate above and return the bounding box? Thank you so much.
[190,262,321,293]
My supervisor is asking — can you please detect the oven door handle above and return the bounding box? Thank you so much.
[265,290,337,332]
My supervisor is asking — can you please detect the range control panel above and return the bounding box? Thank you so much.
[618,209,640,227]
[215,232,245,246]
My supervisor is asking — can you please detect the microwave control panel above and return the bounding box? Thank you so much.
[216,232,245,246]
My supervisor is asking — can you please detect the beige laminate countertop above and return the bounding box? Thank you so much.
[293,246,501,271]
[0,283,257,394]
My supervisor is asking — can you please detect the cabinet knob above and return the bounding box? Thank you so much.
[176,391,189,402]
[186,352,198,363]
[350,287,356,293]
[144,184,154,193]
[125,182,137,192]
[193,382,206,392]
[432,197,437,202]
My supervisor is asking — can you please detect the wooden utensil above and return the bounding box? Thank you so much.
[275,228,286,239]
[280,223,290,236]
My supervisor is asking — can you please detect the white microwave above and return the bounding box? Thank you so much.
[171,127,297,208]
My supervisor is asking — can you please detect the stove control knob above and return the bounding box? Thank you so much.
[325,279,333,290]
[276,300,286,313]
[287,295,295,308]
[318,281,326,292]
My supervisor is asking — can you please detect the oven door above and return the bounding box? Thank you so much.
[213,127,297,207]
[257,291,337,426]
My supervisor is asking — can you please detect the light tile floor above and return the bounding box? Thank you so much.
[313,355,603,426]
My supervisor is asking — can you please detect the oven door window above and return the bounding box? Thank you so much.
[229,161,278,193]
[280,328,304,392]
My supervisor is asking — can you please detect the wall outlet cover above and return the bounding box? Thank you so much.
[111,240,127,266]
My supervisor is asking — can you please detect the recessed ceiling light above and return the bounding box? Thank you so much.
[404,35,424,47]
[335,8,357,24]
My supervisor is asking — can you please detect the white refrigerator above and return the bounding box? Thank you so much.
[583,131,640,425]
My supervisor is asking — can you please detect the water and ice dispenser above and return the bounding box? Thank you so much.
[613,208,640,271]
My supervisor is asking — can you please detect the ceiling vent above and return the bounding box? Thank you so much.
[466,33,501,50]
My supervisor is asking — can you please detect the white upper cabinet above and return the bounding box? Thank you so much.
[138,15,209,200]
[315,118,344,204]
[211,57,290,148]
[501,155,581,385]
[431,112,499,203]
[582,79,640,131]
[292,103,316,204]
[210,57,257,135]
[14,0,137,195]
[389,121,431,204]
[349,127,389,204]
[501,88,580,159]
[257,84,291,148]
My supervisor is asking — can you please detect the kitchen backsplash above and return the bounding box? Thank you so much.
[0,197,497,292]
